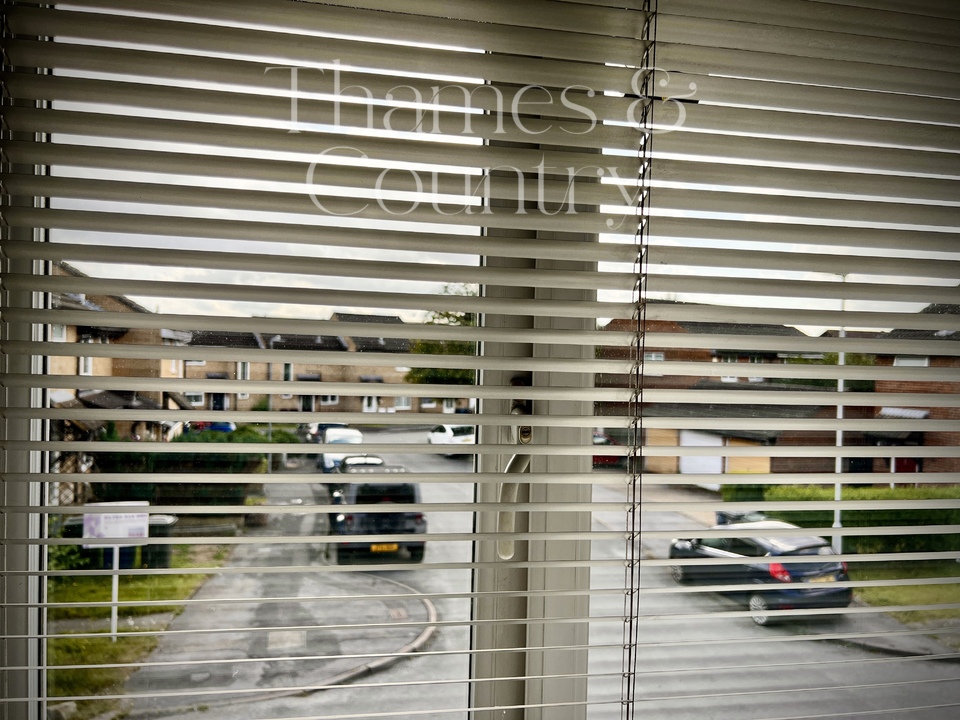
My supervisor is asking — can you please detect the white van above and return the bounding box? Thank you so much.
[317,426,364,472]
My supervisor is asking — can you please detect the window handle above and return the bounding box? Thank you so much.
[497,391,531,560]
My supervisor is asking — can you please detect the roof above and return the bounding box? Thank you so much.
[331,313,410,353]
[77,390,162,411]
[887,303,960,342]
[54,262,152,315]
[188,331,347,352]
[641,399,825,442]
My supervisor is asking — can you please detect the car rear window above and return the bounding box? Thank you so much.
[784,545,836,557]
[355,484,417,504]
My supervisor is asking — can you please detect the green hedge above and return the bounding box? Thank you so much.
[763,485,960,555]
[92,423,266,505]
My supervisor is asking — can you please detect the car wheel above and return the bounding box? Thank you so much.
[409,545,425,563]
[749,593,773,626]
[670,565,686,583]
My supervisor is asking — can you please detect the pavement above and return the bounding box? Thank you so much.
[119,542,436,718]
[96,473,956,719]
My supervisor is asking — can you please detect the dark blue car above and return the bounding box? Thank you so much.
[668,520,852,626]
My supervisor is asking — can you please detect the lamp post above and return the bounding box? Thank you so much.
[833,326,845,554]
[267,335,281,474]
[833,278,846,554]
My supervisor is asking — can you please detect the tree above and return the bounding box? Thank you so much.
[405,284,478,386]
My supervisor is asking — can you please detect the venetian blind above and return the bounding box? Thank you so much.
[1,1,649,720]
[633,0,960,717]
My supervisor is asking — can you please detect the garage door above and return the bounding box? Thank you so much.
[679,430,723,489]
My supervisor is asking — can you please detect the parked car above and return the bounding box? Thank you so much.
[321,454,403,495]
[317,426,363,472]
[329,475,426,564]
[427,424,476,455]
[187,420,236,433]
[297,421,347,443]
[592,431,623,467]
[668,520,852,626]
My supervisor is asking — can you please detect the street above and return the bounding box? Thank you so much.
[123,428,960,720]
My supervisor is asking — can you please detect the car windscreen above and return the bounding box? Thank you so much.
[451,426,475,437]
[355,484,417,504]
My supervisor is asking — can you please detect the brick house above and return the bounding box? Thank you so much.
[871,303,960,475]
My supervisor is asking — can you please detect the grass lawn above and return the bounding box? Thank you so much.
[47,544,229,717]
[48,545,229,620]
[850,559,960,625]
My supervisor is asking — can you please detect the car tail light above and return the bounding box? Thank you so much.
[338,513,354,528]
[768,562,792,583]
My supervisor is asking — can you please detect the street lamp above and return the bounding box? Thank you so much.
[833,326,845,554]
[833,278,846,554]
[267,335,281,474]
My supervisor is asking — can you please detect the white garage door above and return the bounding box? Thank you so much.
[679,430,724,489]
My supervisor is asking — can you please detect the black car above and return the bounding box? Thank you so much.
[668,520,852,626]
[328,470,426,565]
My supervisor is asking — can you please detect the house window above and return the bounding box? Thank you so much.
[78,338,93,376]
[394,396,412,411]
[893,355,930,367]
[185,359,206,366]
[319,395,339,406]
[283,363,293,381]
[748,356,764,383]
[720,356,738,382]
[4,3,954,718]
[185,392,204,407]
[237,361,250,381]
[420,398,437,409]
[50,324,66,342]
[362,395,379,413]
[442,398,457,413]
[643,351,664,376]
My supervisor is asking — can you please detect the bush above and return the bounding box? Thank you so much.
[92,424,265,506]
[763,484,960,555]
[720,482,768,504]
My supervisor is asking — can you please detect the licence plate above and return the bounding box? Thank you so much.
[808,575,836,583]
[370,543,399,553]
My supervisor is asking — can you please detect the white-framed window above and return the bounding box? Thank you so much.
[236,362,250,399]
[643,351,664,376]
[362,395,379,413]
[185,391,204,407]
[748,356,765,382]
[893,355,930,367]
[282,362,293,382]
[185,359,206,366]
[78,337,94,376]
[319,395,339,406]
[442,398,457,413]
[4,3,956,718]
[420,398,437,409]
[393,396,412,411]
[50,324,66,342]
[719,355,738,383]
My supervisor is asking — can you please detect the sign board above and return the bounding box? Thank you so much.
[83,501,149,548]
